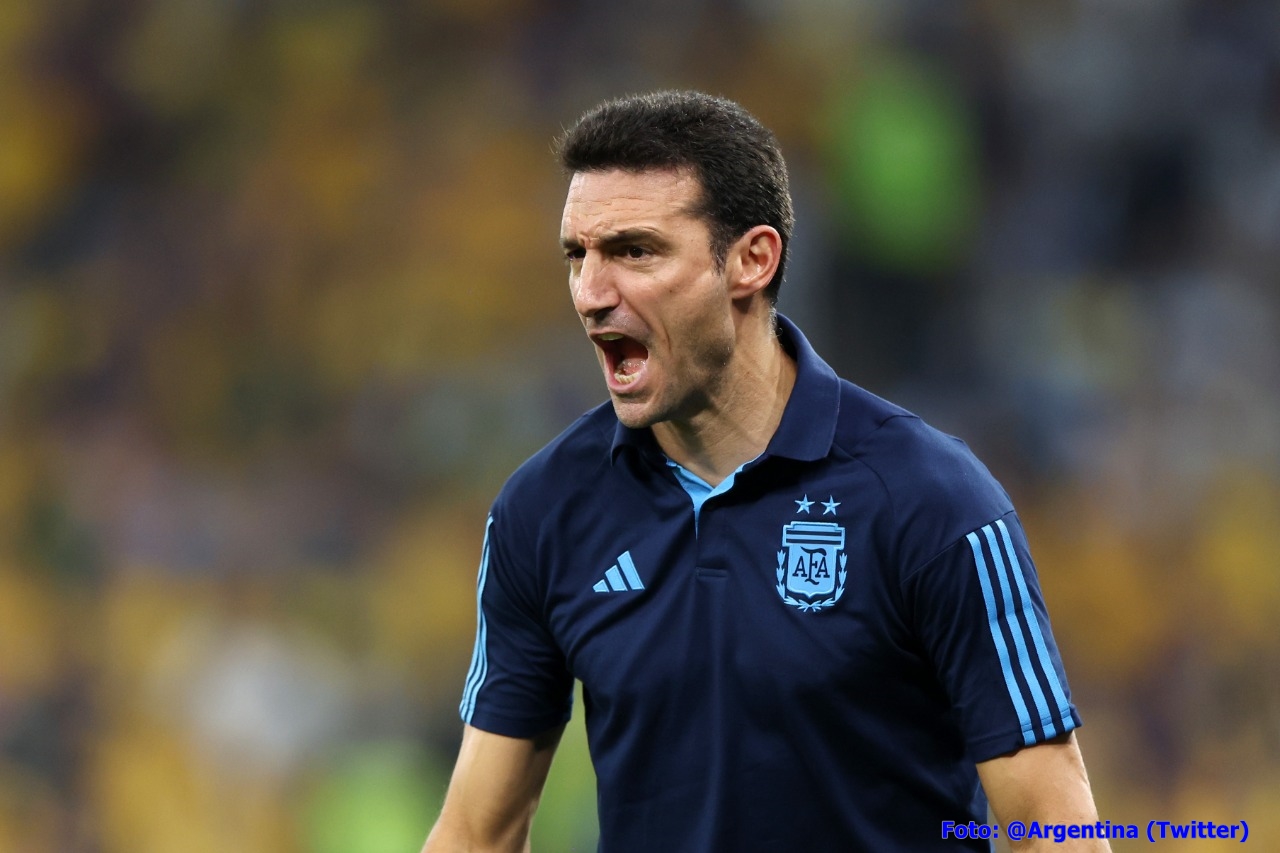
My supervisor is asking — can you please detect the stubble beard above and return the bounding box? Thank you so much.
[610,329,733,432]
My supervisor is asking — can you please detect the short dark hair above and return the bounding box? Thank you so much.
[555,90,794,303]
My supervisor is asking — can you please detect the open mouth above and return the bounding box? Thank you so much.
[596,332,650,387]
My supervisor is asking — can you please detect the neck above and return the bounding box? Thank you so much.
[652,311,797,486]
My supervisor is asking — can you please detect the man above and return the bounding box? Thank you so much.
[423,91,1108,852]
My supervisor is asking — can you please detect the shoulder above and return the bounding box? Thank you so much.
[493,401,616,524]
[832,382,1013,573]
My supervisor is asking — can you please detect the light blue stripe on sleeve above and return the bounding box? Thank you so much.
[968,529,1035,746]
[460,516,495,722]
[997,519,1075,729]
[983,524,1056,739]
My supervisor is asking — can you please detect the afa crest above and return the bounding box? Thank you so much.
[775,512,848,612]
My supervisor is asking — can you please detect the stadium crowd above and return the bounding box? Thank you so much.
[0,0,1277,849]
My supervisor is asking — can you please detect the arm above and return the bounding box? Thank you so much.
[422,723,565,853]
[977,731,1110,852]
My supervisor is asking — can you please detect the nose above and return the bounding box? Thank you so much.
[570,253,619,321]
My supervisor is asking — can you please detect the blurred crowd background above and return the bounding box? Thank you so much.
[1,0,1278,850]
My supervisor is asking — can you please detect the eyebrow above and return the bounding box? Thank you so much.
[560,227,670,252]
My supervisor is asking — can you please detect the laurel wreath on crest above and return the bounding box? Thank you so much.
[775,549,848,612]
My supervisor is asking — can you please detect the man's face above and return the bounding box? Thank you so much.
[561,168,737,430]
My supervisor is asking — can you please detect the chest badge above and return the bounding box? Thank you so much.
[776,495,847,612]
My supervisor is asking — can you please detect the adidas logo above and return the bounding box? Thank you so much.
[592,551,645,593]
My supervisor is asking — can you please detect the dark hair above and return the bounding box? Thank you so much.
[555,90,794,303]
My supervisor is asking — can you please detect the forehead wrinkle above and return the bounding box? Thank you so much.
[562,194,696,233]
[560,169,705,247]
[562,226,667,252]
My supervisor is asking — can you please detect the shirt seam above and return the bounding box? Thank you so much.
[828,412,918,546]
[967,711,1080,762]
[899,507,1020,588]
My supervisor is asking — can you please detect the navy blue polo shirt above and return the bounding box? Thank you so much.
[460,315,1080,852]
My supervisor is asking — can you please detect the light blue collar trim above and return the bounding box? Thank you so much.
[665,457,753,533]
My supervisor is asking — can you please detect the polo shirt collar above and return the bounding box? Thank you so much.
[609,313,840,465]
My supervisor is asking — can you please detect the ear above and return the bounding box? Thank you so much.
[725,225,782,300]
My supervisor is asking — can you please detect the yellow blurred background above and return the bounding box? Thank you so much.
[0,1,1277,850]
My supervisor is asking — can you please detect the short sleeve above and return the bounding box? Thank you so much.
[903,512,1081,762]
[459,511,574,737]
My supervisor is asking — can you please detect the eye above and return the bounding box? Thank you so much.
[564,247,585,263]
[625,245,649,259]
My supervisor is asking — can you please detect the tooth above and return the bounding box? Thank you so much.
[600,333,623,341]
